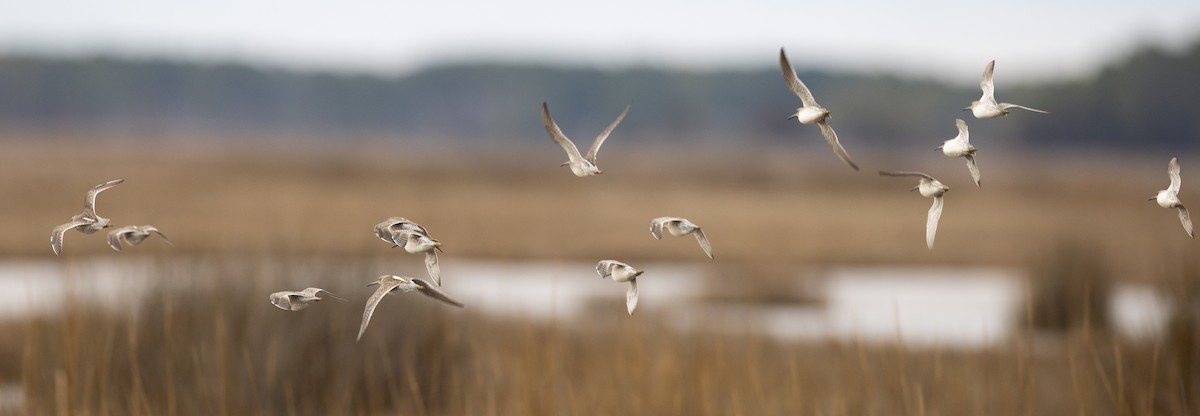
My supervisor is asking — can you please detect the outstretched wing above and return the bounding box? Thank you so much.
[999,103,1048,114]
[979,60,996,101]
[1179,205,1194,239]
[817,121,859,171]
[965,155,982,187]
[1168,157,1182,194]
[424,251,441,286]
[585,103,631,164]
[879,171,934,181]
[357,279,400,342]
[626,279,639,315]
[413,279,465,308]
[83,178,124,218]
[541,102,585,164]
[302,287,347,301]
[955,119,970,144]
[693,228,714,260]
[927,196,944,251]
[51,219,91,256]
[779,48,818,107]
[145,226,173,245]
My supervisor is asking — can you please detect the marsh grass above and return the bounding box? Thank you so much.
[1028,239,1113,333]
[0,253,1194,415]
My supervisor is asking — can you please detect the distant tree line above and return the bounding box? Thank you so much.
[0,40,1197,151]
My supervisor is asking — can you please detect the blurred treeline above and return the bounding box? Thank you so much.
[0,40,1197,150]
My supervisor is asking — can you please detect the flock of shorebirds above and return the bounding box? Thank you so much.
[47,48,1193,340]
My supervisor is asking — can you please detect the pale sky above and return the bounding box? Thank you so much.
[1,0,1199,83]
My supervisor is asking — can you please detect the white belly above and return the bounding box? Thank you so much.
[1157,191,1181,208]
[970,102,1004,119]
[403,240,429,254]
[793,106,829,125]
[941,141,973,157]
[918,181,945,198]
[569,160,600,177]
[611,267,640,283]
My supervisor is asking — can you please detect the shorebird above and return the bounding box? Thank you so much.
[390,230,443,285]
[936,119,981,187]
[1151,157,1193,238]
[541,101,631,177]
[649,217,714,259]
[50,178,124,256]
[357,275,463,341]
[106,225,172,251]
[374,217,441,252]
[269,287,347,311]
[964,60,1048,119]
[879,171,950,250]
[596,260,644,315]
[779,48,859,171]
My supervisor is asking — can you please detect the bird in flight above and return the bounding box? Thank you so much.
[649,217,714,259]
[964,60,1048,119]
[270,287,347,311]
[51,179,124,256]
[779,48,860,171]
[936,119,982,187]
[1150,157,1193,238]
[879,171,950,250]
[541,101,631,177]
[106,225,172,251]
[357,275,463,341]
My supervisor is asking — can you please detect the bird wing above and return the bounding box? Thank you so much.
[693,228,714,260]
[626,279,639,315]
[965,155,982,187]
[424,251,442,286]
[879,171,934,181]
[649,217,670,240]
[269,292,299,310]
[1179,205,1194,239]
[106,228,130,251]
[817,121,859,171]
[541,102,585,164]
[585,103,631,164]
[374,220,396,241]
[979,60,996,102]
[357,278,401,341]
[303,287,347,301]
[955,119,970,144]
[83,178,124,218]
[1169,157,1182,194]
[404,223,432,238]
[779,48,818,107]
[927,196,944,251]
[389,230,411,248]
[999,103,1048,114]
[413,278,465,308]
[145,226,173,245]
[595,260,617,279]
[51,219,91,256]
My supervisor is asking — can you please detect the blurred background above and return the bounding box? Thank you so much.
[1,0,1199,414]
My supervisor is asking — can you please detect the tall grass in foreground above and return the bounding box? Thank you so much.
[3,253,1198,415]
